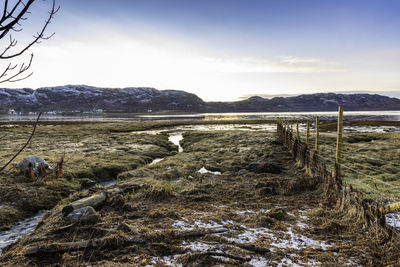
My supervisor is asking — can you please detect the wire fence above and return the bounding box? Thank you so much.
[276,119,395,229]
[282,119,400,204]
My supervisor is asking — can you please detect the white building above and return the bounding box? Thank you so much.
[8,109,20,115]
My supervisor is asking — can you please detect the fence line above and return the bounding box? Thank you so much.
[284,123,400,207]
[276,119,394,231]
[282,120,399,191]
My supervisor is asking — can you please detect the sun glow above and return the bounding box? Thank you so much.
[6,29,350,101]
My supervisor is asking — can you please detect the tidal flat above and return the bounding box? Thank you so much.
[0,120,399,266]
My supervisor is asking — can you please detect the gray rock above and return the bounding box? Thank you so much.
[16,156,52,174]
[65,206,96,222]
[62,193,106,217]
[126,172,136,178]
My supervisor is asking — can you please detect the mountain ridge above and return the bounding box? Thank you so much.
[1,85,400,113]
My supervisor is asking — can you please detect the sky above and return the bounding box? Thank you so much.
[1,0,400,101]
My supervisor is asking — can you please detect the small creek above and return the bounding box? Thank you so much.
[149,133,184,165]
[168,133,184,153]
[0,212,44,254]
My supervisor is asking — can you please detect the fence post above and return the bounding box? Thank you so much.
[296,122,300,140]
[306,122,310,148]
[335,106,344,176]
[315,116,319,153]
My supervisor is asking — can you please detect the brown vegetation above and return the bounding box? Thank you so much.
[1,122,399,266]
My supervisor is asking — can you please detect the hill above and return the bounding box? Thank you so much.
[1,85,399,113]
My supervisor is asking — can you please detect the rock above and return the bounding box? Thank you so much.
[247,161,282,174]
[65,206,96,222]
[62,192,106,216]
[16,156,52,174]
[126,172,136,178]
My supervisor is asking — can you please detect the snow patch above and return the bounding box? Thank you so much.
[385,213,400,228]
[226,227,333,251]
[149,158,164,165]
[197,167,221,175]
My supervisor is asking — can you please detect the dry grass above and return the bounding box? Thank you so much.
[298,130,400,202]
[1,126,399,266]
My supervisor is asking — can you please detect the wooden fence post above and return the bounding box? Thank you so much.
[315,116,319,153]
[335,106,344,176]
[296,122,300,140]
[306,122,310,148]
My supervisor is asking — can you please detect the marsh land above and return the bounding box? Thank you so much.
[0,119,399,266]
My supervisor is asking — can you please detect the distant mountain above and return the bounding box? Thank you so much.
[0,85,399,113]
[239,91,400,100]
[0,85,206,113]
[207,93,400,112]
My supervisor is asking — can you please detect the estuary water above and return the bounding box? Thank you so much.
[0,110,400,122]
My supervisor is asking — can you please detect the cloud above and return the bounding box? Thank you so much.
[3,29,350,101]
[204,56,346,73]
[27,33,345,90]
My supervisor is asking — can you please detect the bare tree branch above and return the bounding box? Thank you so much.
[0,0,58,83]
[0,112,42,173]
[0,53,33,83]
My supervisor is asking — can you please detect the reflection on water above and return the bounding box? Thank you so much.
[1,111,400,122]
[344,126,400,133]
[168,133,184,152]
[132,124,277,136]
[140,111,400,121]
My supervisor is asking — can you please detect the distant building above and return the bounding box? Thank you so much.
[147,109,152,113]
[8,109,20,115]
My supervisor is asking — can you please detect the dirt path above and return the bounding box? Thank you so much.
[0,130,397,266]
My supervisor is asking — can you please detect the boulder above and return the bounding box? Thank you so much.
[16,156,52,174]
[62,192,106,216]
[65,206,96,222]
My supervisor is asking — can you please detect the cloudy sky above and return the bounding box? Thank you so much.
[2,0,400,101]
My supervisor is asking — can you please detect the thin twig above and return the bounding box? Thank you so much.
[0,112,41,172]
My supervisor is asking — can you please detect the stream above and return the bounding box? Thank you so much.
[149,133,184,165]
[168,133,184,153]
[0,212,44,254]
